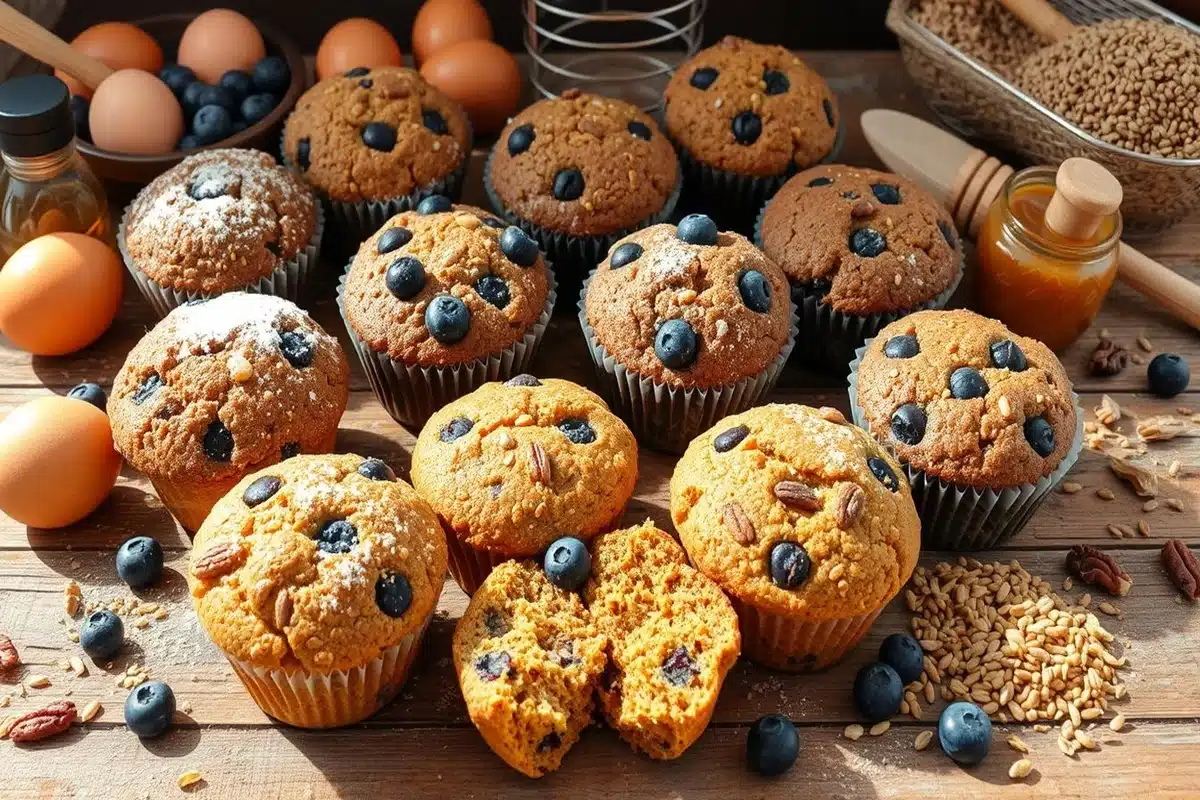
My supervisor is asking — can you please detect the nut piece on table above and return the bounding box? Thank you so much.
[1065,545,1132,597]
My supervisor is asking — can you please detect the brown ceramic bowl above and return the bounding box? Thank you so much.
[78,13,305,186]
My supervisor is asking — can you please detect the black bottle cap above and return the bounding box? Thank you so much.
[0,75,74,158]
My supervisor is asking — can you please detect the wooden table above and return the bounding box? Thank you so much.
[3,52,1199,798]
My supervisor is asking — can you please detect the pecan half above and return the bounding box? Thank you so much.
[0,633,19,671]
[1065,545,1132,597]
[274,589,293,629]
[833,484,866,530]
[529,442,552,486]
[1162,539,1200,601]
[192,540,247,581]
[1089,338,1129,377]
[9,701,75,743]
[721,501,755,545]
[773,481,822,512]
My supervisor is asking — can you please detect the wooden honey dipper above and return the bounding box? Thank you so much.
[0,3,112,90]
[861,109,1200,331]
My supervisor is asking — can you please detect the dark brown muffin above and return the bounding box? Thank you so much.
[760,165,963,315]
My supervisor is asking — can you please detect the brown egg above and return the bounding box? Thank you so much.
[0,396,122,529]
[421,39,522,135]
[412,0,493,65]
[0,233,124,356]
[56,22,164,99]
[178,8,266,84]
[88,69,183,155]
[316,18,403,81]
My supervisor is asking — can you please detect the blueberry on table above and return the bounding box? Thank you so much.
[938,701,993,765]
[879,633,924,684]
[67,382,107,411]
[543,537,591,591]
[159,64,197,97]
[240,93,278,126]
[219,70,254,102]
[676,214,718,246]
[124,680,176,738]
[79,609,123,660]
[746,714,799,776]
[853,662,902,722]
[116,536,164,588]
[192,105,233,146]
[252,56,291,94]
[1147,353,1190,397]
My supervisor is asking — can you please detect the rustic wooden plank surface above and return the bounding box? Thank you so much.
[1,51,1198,798]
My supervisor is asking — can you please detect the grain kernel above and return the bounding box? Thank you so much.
[843,724,864,741]
[914,730,933,751]
[869,720,890,736]
[1009,759,1033,779]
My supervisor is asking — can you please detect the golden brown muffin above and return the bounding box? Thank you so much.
[189,454,448,728]
[453,560,607,777]
[283,66,471,203]
[585,522,740,759]
[855,310,1077,488]
[109,293,350,531]
[670,404,920,671]
[759,165,963,315]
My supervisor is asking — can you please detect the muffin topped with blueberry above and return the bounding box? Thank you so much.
[109,293,350,531]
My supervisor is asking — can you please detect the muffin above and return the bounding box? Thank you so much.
[282,66,472,237]
[410,377,637,594]
[338,199,555,429]
[664,36,840,233]
[109,293,350,531]
[189,454,448,728]
[848,309,1083,550]
[670,404,921,671]
[585,521,741,759]
[485,88,681,289]
[120,148,322,317]
[579,215,796,453]
[757,164,964,370]
[453,560,607,777]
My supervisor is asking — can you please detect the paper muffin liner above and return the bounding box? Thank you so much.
[847,342,1086,551]
[226,614,434,729]
[336,264,557,431]
[729,595,883,672]
[118,197,325,319]
[577,271,799,454]
[443,528,517,596]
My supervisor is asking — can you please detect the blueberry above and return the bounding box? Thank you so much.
[850,228,886,258]
[376,572,412,617]
[69,95,90,141]
[867,455,900,492]
[883,335,919,359]
[474,275,510,308]
[243,475,281,507]
[690,67,719,90]
[823,97,835,127]
[425,295,471,344]
[747,715,799,776]
[203,419,234,462]
[763,69,790,96]
[558,418,595,444]
[938,702,993,765]
[890,403,927,445]
[192,105,233,145]
[505,374,542,387]
[627,120,652,140]
[133,373,163,405]
[253,56,292,94]
[543,536,591,591]
[769,541,811,589]
[68,382,107,410]
[296,138,311,170]
[362,121,396,151]
[281,442,301,460]
[654,319,698,369]
[990,340,1027,371]
[377,226,413,254]
[440,416,474,442]
[116,536,164,588]
[713,424,749,453]
[677,214,718,246]
[1148,353,1190,397]
[538,732,561,751]
[731,111,763,145]
[178,134,201,150]
[507,123,535,155]
[219,70,253,103]
[344,66,370,78]
[422,108,449,135]
[124,681,176,738]
[316,519,358,554]
[660,646,700,687]
[232,120,248,136]
[279,331,314,368]
[181,81,210,115]
[240,93,278,126]
[359,79,373,90]
[879,633,924,684]
[79,609,123,660]
[475,650,512,681]
[949,367,988,400]
[195,84,235,112]
[1024,416,1055,457]
[610,242,643,269]
[417,194,453,215]
[189,166,231,200]
[938,219,957,248]
[870,183,901,205]
[807,176,833,187]
[552,168,585,201]
[500,226,539,267]
[358,458,395,481]
[386,256,426,301]
[159,64,197,97]
[738,270,772,313]
[853,662,903,722]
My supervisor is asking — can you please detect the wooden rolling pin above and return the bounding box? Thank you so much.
[861,109,1200,331]
[0,2,112,90]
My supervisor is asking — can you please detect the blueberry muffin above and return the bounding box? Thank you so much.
[585,521,741,759]
[670,404,920,671]
[121,148,321,316]
[663,36,840,232]
[850,309,1082,550]
[338,199,554,428]
[758,164,964,370]
[109,293,350,531]
[410,377,638,594]
[283,66,472,234]
[580,214,795,452]
[190,454,448,728]
[453,560,608,777]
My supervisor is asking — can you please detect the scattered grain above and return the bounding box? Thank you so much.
[1009,759,1033,779]
[843,724,864,741]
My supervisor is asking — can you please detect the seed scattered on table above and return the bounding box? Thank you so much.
[1096,488,1115,501]
[1009,759,1033,780]
[843,724,864,741]
[1007,734,1029,754]
[914,730,933,751]
[1061,481,1082,494]
[177,770,204,790]
[869,720,890,736]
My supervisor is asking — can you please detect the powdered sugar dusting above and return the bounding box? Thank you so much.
[644,228,698,281]
[169,293,309,355]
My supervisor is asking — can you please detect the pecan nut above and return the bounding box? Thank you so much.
[1162,539,1200,601]
[192,540,247,581]
[721,501,755,545]
[773,480,822,512]
[1088,338,1129,377]
[0,633,19,671]
[833,484,866,530]
[529,442,552,486]
[274,589,293,629]
[9,701,75,743]
[1065,545,1132,597]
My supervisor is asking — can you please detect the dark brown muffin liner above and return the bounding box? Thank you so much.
[847,343,1085,551]
[118,197,325,319]
[336,264,557,431]
[729,596,883,672]
[443,527,515,596]
[577,271,798,454]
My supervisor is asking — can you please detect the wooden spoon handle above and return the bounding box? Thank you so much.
[1117,245,1200,331]
[0,2,111,90]
[995,0,1077,42]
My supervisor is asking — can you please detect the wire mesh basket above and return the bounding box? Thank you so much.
[887,0,1200,236]
[522,0,706,111]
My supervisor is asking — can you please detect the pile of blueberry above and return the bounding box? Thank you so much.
[161,56,292,150]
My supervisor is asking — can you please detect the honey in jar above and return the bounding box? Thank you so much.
[976,159,1122,351]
